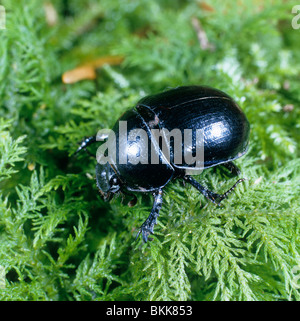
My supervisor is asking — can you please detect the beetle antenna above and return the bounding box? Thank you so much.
[75,136,97,157]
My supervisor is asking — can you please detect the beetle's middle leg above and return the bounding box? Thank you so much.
[221,161,241,176]
[136,188,163,243]
[183,175,245,205]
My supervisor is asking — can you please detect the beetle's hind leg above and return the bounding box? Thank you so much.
[183,175,245,205]
[136,189,163,243]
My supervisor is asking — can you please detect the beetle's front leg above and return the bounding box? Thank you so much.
[183,175,245,205]
[136,189,163,243]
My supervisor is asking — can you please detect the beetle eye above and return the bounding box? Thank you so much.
[110,177,118,186]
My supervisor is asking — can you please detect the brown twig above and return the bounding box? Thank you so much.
[191,17,215,51]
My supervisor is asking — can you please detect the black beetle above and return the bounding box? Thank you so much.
[76,86,250,242]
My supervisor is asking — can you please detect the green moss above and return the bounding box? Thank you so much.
[0,0,299,300]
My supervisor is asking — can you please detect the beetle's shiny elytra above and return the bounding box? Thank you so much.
[76,86,250,242]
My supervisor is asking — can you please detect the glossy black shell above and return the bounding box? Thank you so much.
[109,86,250,192]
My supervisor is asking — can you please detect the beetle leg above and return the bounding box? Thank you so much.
[121,189,138,207]
[183,175,245,205]
[136,189,163,243]
[222,161,241,176]
[75,136,97,156]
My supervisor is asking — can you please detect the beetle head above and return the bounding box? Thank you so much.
[95,163,120,201]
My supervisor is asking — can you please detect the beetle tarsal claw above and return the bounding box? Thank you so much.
[213,178,246,205]
[136,225,154,243]
[136,212,160,242]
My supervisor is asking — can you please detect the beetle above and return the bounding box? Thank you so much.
[76,86,250,242]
